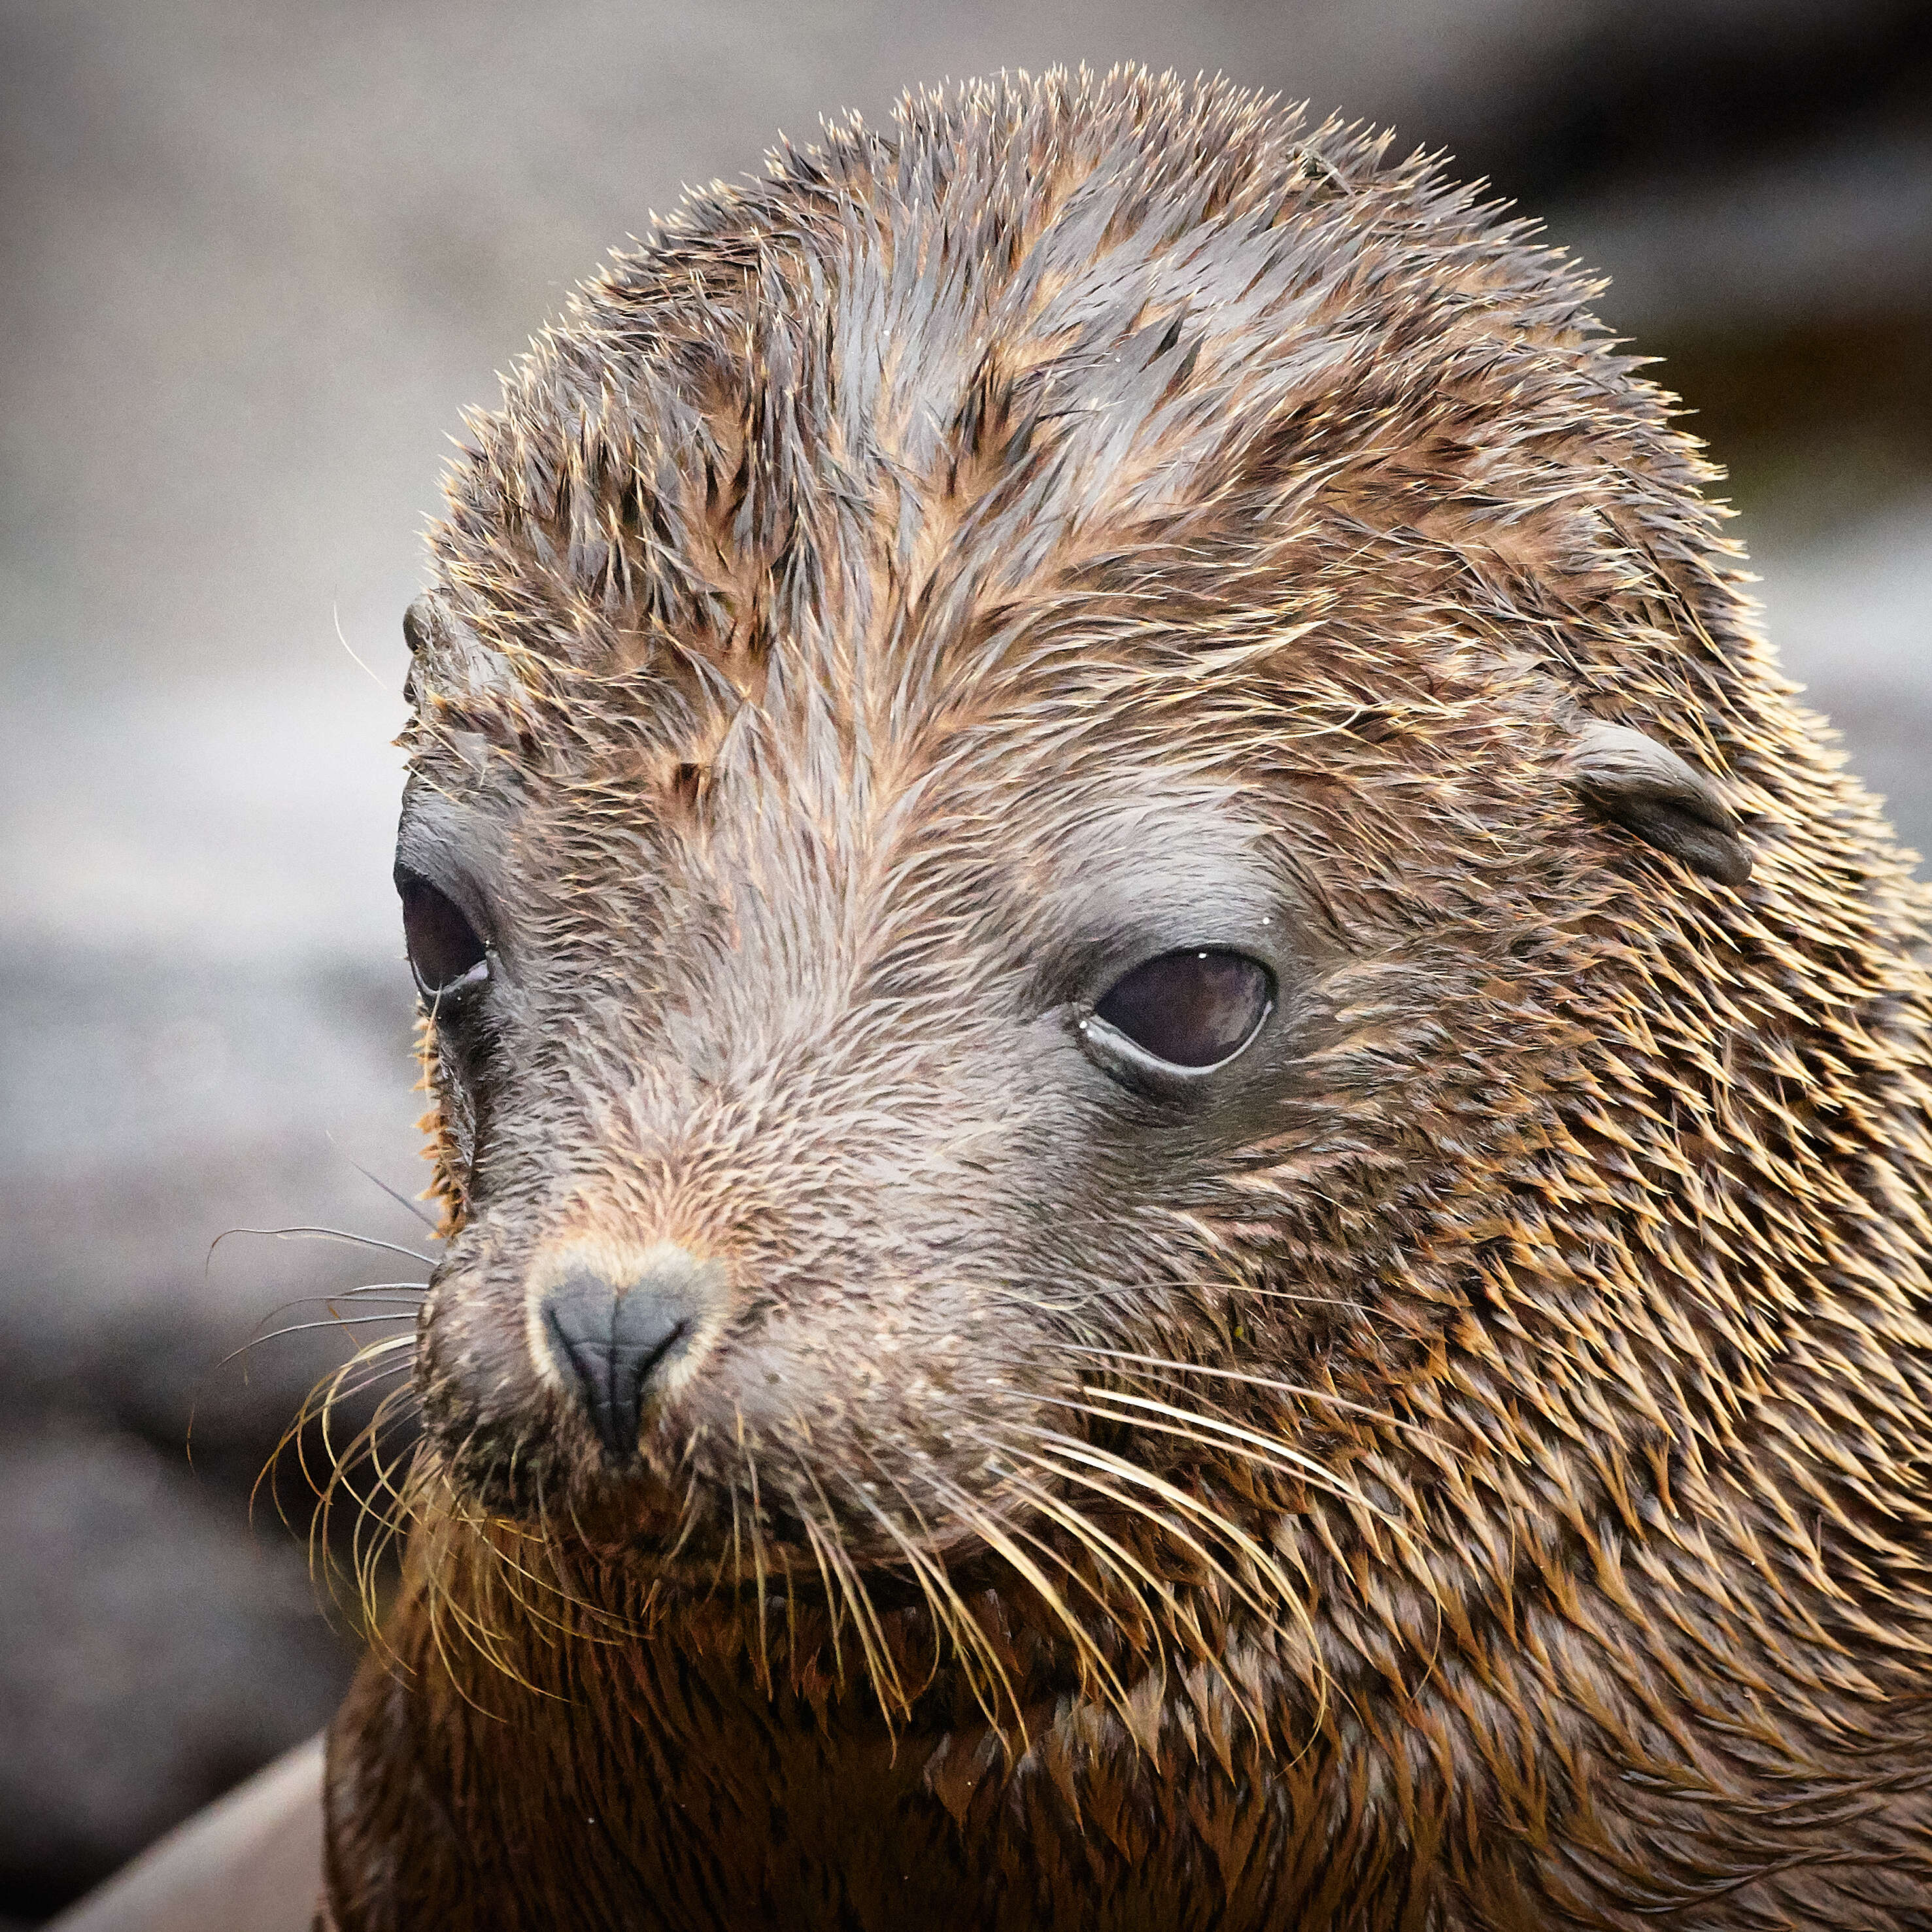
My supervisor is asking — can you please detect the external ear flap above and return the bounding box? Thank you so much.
[401,591,443,660]
[1565,722,1753,889]
[401,591,522,728]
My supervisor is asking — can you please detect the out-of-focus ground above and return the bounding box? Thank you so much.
[1,0,1926,1918]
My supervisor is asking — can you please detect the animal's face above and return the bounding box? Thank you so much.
[400,643,1395,1590]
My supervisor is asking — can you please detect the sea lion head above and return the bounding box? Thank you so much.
[387,69,1818,1698]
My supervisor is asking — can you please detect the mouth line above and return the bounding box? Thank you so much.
[445,1464,1019,1589]
[424,1442,1168,1640]
[594,1534,1027,1608]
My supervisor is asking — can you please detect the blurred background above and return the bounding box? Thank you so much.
[1,0,1926,1918]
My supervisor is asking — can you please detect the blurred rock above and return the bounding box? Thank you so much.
[0,947,426,1466]
[1557,122,1932,337]
[1752,496,1932,868]
[0,944,424,1915]
[0,1430,355,1918]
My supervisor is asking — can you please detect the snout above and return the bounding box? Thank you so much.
[530,1242,725,1461]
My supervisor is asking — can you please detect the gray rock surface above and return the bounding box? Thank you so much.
[0,1436,348,1920]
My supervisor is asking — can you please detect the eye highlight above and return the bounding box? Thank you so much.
[399,875,489,1002]
[1091,949,1273,1073]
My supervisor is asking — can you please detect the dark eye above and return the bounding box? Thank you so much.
[1091,949,1272,1071]
[399,876,489,1002]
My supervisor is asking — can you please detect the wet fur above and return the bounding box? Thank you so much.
[324,67,1932,1931]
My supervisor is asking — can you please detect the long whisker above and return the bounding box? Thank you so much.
[1063,1346,1451,1450]
[462,1524,585,1683]
[257,1328,422,1641]
[997,1438,1323,1744]
[479,1500,579,1649]
[1005,1427,1306,1631]
[342,1389,418,1635]
[994,1439,1253,1618]
[418,1446,549,1699]
[303,1353,416,1422]
[741,1439,773,1694]
[858,1454,1032,1733]
[259,1331,413,1521]
[723,1478,746,1603]
[352,1384,420,1631]
[962,1432,1174,1626]
[919,1467,1134,1732]
[208,1225,437,1269]
[798,1509,851,1693]
[800,1463,905,1720]
[425,1529,538,1712]
[246,1284,428,1335]
[222,1312,417,1363]
[844,1481,964,1715]
[522,1477,634,1644]
[332,1145,441,1232]
[1220,1283,1372,1313]
[189,1281,420,1463]
[1055,1390,1400,1525]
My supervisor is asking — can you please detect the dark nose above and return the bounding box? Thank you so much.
[540,1261,702,1459]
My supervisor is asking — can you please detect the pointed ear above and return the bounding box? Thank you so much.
[1564,722,1753,889]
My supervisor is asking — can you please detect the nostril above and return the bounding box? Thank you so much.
[541,1270,692,1460]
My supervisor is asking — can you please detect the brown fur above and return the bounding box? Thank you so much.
[322,67,1932,1931]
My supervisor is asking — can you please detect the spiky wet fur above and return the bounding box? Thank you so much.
[323,67,1932,1932]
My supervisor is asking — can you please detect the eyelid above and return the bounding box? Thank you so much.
[1077,1011,1236,1098]
[395,777,505,926]
[418,960,491,1011]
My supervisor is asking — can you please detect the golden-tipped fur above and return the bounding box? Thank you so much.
[323,67,1932,1931]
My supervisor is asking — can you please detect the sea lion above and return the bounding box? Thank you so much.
[324,66,1932,1931]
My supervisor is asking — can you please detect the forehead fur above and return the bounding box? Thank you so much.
[416,65,1740,780]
